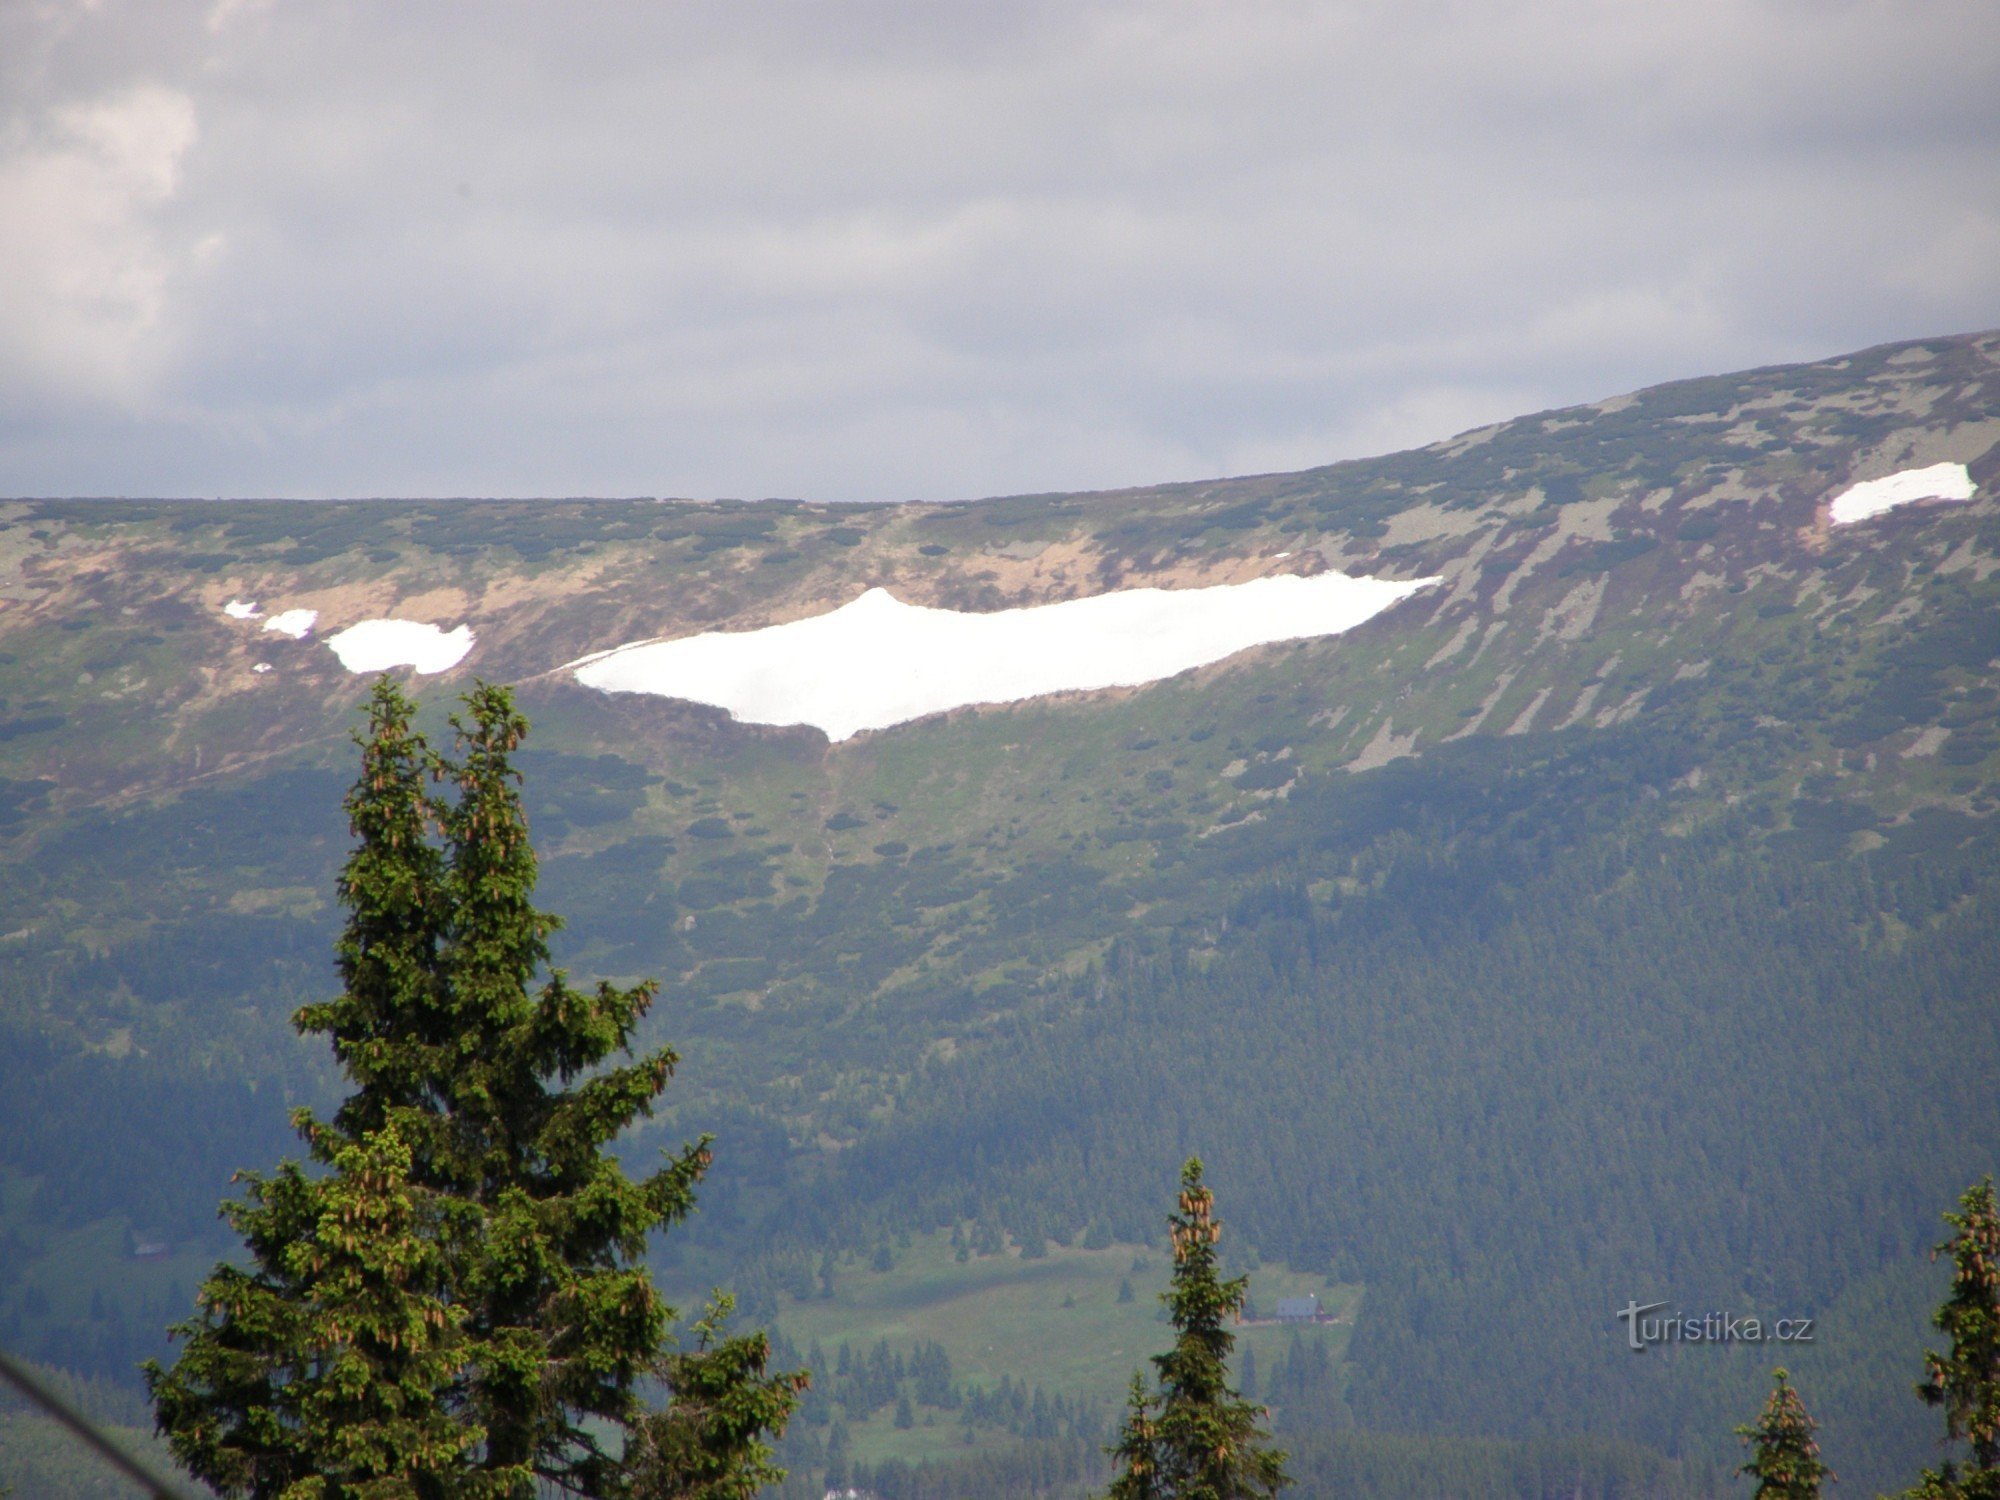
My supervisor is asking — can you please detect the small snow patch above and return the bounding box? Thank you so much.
[252,663,273,674]
[1902,725,1949,759]
[223,599,261,619]
[1829,462,1974,526]
[575,573,1439,741]
[327,620,475,675]
[262,608,318,639]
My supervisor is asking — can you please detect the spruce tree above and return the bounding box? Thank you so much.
[149,680,800,1498]
[621,1295,808,1500]
[1904,1178,2000,1500]
[147,1112,488,1498]
[1106,1373,1162,1500]
[1736,1369,1831,1499]
[427,683,714,1494]
[1104,1159,1287,1500]
[305,675,449,1143]
[148,681,487,1498]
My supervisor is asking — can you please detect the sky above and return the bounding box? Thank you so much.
[2,1,1997,504]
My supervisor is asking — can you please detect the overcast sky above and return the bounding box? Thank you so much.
[2,2,1997,503]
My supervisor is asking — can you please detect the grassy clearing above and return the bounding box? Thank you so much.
[767,1229,1358,1406]
[823,1408,1040,1469]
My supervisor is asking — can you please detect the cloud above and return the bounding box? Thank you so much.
[0,82,198,407]
[1,1,1997,499]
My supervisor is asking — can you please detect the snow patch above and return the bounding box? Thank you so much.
[1828,462,1974,526]
[326,620,475,675]
[574,573,1439,741]
[252,662,273,674]
[223,598,260,619]
[261,608,318,639]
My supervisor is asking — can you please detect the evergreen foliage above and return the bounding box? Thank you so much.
[1105,1160,1287,1500]
[147,1113,485,1497]
[145,679,800,1498]
[622,1295,807,1500]
[1904,1179,2000,1500]
[1107,1374,1160,1500]
[1735,1369,1830,1499]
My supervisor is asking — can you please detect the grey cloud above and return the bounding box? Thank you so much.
[2,0,1997,500]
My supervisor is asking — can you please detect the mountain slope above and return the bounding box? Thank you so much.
[2,329,1997,1495]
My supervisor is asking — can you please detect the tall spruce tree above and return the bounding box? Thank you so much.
[1904,1178,2000,1500]
[149,680,800,1498]
[1736,1369,1831,1499]
[1104,1159,1287,1500]
[426,683,713,1494]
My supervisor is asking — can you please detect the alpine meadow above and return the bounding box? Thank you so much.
[2,330,1999,1496]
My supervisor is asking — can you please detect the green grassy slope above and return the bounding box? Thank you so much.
[740,1231,1351,1472]
[765,1233,1353,1406]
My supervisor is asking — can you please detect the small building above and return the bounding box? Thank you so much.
[1274,1295,1322,1324]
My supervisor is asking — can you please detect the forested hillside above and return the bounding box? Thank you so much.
[794,732,1998,1488]
[2,330,1997,1496]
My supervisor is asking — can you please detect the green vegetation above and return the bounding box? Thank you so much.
[755,1232,1352,1412]
[1105,1159,1287,1500]
[1736,1371,1830,1500]
[0,1361,181,1500]
[1903,1179,2000,1500]
[145,683,801,1498]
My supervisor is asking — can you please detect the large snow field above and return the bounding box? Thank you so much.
[1829,462,1975,525]
[326,619,476,675]
[573,573,1440,741]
